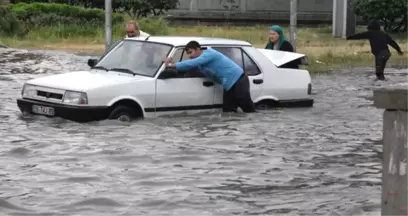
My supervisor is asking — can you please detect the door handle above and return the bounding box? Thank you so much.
[253,79,263,84]
[203,81,214,87]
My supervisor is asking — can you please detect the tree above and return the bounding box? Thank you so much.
[352,0,407,32]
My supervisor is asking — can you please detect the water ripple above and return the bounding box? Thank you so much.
[0,48,407,215]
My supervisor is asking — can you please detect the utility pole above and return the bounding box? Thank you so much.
[105,0,112,50]
[289,0,297,52]
[332,0,356,38]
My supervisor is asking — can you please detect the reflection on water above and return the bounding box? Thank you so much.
[0,47,407,215]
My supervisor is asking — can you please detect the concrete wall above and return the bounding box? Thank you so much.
[373,88,407,216]
[167,0,361,25]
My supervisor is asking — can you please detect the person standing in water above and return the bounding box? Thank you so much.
[346,20,404,81]
[265,25,300,69]
[164,41,256,113]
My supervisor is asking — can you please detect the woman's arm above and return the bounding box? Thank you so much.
[280,41,299,69]
[280,41,294,52]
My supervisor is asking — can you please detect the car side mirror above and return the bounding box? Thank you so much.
[158,68,179,79]
[88,59,98,67]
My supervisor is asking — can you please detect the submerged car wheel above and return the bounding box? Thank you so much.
[108,105,141,122]
[255,100,278,110]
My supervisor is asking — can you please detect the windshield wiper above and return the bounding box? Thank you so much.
[91,66,109,71]
[109,68,136,76]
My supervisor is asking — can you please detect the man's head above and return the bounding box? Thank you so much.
[185,40,202,59]
[367,20,381,31]
[126,20,140,37]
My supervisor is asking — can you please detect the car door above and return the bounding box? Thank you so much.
[211,46,264,105]
[155,47,216,115]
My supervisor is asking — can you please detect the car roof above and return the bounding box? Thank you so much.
[125,36,252,47]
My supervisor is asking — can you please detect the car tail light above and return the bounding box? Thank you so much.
[307,83,312,95]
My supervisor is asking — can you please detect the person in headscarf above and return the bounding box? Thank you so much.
[265,25,299,69]
[347,20,404,81]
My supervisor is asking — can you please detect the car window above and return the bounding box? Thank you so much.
[211,47,261,76]
[211,47,244,68]
[242,51,262,76]
[168,47,205,78]
[96,40,172,77]
[172,48,194,62]
[172,48,184,62]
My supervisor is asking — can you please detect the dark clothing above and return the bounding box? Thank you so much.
[346,30,402,55]
[375,50,391,80]
[346,20,402,55]
[265,40,300,69]
[223,73,256,113]
[346,20,403,80]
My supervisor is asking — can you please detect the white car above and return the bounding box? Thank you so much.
[16,36,314,122]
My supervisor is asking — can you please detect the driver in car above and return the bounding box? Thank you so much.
[164,40,256,113]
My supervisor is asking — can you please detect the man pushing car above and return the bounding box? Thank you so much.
[164,40,256,113]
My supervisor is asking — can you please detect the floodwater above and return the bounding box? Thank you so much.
[0,47,407,216]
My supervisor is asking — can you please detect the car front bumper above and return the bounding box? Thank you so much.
[17,98,110,123]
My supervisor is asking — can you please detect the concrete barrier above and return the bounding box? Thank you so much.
[373,88,407,216]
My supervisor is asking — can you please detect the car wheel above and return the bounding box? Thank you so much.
[255,100,278,110]
[108,105,140,122]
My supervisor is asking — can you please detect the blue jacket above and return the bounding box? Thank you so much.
[175,48,244,91]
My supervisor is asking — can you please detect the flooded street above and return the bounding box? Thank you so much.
[0,47,407,216]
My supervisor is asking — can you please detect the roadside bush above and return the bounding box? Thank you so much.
[9,3,125,29]
[0,5,27,37]
[1,2,170,38]
[21,16,170,39]
[137,16,169,35]
[10,0,180,18]
[352,0,407,32]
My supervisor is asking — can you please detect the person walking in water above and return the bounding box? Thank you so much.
[346,20,404,81]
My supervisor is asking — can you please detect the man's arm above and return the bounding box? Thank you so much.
[386,34,403,54]
[346,31,370,40]
[174,52,214,71]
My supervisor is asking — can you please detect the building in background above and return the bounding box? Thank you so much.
[167,0,361,25]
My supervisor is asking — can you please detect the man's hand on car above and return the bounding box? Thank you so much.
[163,56,174,67]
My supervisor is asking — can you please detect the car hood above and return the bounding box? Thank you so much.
[257,48,306,67]
[26,70,150,92]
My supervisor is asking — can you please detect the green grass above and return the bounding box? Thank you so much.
[1,23,407,74]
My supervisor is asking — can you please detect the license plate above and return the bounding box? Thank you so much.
[32,105,55,116]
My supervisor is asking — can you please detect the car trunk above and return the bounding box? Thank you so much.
[256,48,309,67]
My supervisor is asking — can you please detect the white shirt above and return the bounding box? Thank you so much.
[125,30,150,38]
[139,30,150,37]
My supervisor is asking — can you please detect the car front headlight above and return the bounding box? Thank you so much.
[22,84,36,98]
[63,91,88,105]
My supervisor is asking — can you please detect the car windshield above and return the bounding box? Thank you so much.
[95,40,172,77]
